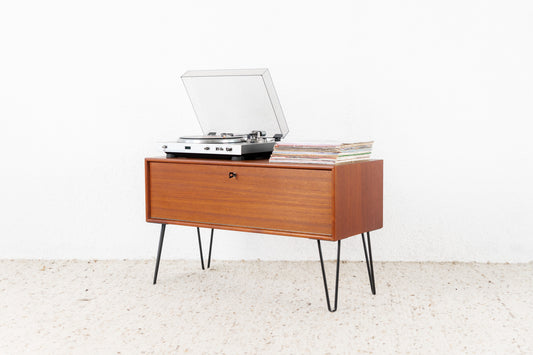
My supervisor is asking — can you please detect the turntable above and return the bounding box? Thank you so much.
[161,69,289,160]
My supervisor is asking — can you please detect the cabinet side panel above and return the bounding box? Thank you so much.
[334,160,383,239]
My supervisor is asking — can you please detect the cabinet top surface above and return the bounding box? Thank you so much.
[145,156,382,170]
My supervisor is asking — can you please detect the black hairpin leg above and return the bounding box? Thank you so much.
[153,223,166,284]
[361,232,376,295]
[197,227,214,270]
[317,240,341,312]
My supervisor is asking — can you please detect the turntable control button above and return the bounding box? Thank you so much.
[204,147,210,150]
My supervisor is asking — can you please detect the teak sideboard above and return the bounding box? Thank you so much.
[145,157,383,312]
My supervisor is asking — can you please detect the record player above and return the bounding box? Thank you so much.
[161,68,289,160]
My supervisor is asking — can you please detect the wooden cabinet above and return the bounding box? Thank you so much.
[145,157,383,240]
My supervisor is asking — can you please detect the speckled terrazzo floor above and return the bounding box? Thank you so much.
[0,260,531,354]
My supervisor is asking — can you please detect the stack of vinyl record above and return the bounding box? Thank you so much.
[269,141,373,165]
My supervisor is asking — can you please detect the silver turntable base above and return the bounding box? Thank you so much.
[165,151,272,161]
[162,131,277,160]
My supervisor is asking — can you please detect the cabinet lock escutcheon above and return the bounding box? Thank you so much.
[228,172,237,179]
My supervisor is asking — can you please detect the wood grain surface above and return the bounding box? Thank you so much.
[334,160,383,239]
[145,157,383,240]
[147,161,334,236]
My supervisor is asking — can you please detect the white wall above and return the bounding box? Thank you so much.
[1,0,532,262]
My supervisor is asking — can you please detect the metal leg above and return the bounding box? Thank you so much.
[197,227,214,270]
[317,240,341,312]
[153,224,166,284]
[361,232,376,295]
[207,229,214,269]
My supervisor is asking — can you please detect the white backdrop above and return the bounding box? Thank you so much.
[1,0,532,262]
